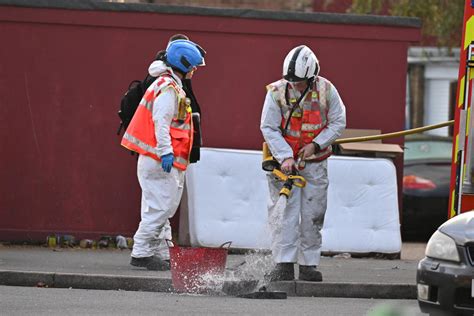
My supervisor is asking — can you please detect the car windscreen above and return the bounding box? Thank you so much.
[404,140,452,161]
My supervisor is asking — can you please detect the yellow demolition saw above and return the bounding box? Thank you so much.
[262,143,306,197]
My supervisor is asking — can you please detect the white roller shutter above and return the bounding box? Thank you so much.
[424,64,458,136]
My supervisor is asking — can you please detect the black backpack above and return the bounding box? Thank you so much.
[117,75,156,135]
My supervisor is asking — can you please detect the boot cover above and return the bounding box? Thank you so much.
[130,256,170,271]
[265,263,295,282]
[298,265,322,282]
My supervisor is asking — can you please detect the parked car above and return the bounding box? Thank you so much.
[417,210,474,315]
[402,134,453,240]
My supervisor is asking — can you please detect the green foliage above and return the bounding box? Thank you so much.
[349,0,386,14]
[349,0,465,47]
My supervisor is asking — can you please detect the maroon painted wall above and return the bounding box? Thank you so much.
[0,2,420,241]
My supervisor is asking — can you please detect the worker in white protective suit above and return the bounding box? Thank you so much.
[128,34,204,270]
[121,40,206,270]
[260,45,346,281]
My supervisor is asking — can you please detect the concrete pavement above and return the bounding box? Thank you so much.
[0,243,426,299]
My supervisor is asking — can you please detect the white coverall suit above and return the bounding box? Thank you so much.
[131,61,185,260]
[260,77,346,266]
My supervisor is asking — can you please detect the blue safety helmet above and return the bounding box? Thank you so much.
[165,40,206,73]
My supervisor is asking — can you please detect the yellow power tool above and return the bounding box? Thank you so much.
[262,142,306,198]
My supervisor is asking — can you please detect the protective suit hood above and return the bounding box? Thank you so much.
[148,60,182,87]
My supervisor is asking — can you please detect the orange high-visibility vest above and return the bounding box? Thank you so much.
[121,74,193,171]
[267,77,332,161]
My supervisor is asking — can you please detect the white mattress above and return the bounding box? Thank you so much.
[183,148,401,254]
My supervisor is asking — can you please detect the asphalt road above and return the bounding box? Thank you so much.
[0,285,424,316]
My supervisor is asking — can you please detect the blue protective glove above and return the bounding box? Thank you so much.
[161,153,174,173]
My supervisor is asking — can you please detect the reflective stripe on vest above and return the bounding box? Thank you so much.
[266,77,332,161]
[171,121,191,130]
[286,129,301,138]
[121,73,193,170]
[123,131,159,158]
[122,132,191,168]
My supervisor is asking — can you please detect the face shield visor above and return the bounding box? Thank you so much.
[195,44,206,67]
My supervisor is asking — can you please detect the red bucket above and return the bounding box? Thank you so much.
[168,241,231,293]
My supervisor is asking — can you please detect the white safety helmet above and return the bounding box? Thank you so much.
[282,45,319,82]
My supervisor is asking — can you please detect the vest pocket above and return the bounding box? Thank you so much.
[170,127,189,139]
[170,127,191,164]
